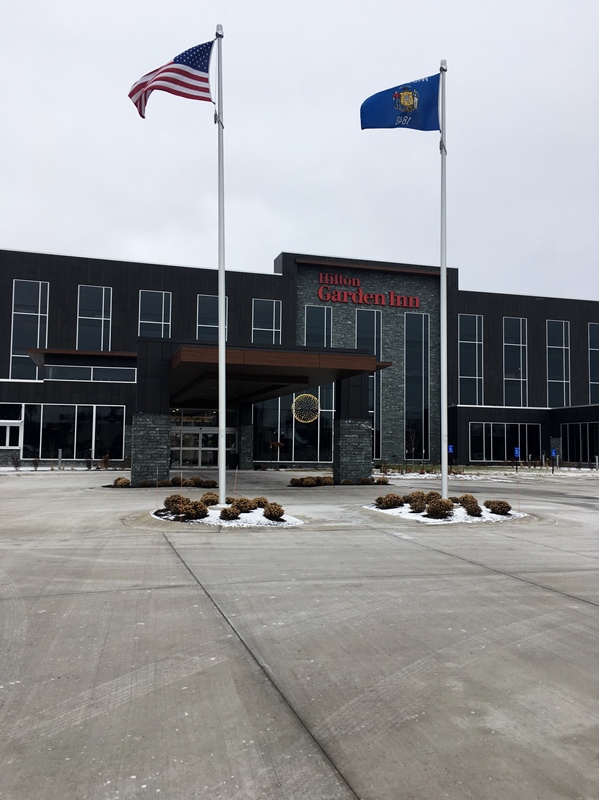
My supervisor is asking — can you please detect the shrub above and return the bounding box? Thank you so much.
[201,492,219,506]
[360,477,375,485]
[164,494,188,513]
[100,453,111,470]
[425,490,442,504]
[341,479,354,485]
[405,491,425,502]
[220,506,240,521]
[484,500,512,515]
[263,502,285,521]
[375,476,389,485]
[252,496,269,508]
[232,497,254,513]
[321,476,334,486]
[463,499,482,517]
[200,479,218,489]
[409,498,427,513]
[10,454,21,471]
[187,500,209,519]
[301,476,318,487]
[426,498,454,519]
[289,478,302,486]
[375,493,404,509]
[139,479,152,488]
[113,476,131,487]
[158,479,172,487]
[32,457,40,471]
[458,493,477,507]
[449,496,460,504]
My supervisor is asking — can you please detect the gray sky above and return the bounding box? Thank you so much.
[1,0,598,299]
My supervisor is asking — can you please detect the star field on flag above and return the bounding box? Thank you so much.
[129,41,214,118]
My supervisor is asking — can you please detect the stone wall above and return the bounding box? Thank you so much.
[296,265,441,466]
[130,412,171,486]
[333,419,372,484]
[238,424,254,470]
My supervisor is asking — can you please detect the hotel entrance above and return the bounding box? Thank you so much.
[170,408,237,468]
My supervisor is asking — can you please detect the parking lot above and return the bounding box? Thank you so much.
[0,468,598,799]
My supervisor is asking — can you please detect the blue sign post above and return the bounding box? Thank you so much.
[551,448,556,474]
[514,446,520,473]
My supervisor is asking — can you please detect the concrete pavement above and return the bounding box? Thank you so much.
[0,468,598,799]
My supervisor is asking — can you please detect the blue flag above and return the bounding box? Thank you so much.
[360,73,440,131]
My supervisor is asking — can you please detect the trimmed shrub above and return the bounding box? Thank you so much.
[158,479,172,487]
[375,493,404,509]
[375,476,389,485]
[449,496,460,504]
[201,492,219,506]
[301,476,318,487]
[458,493,477,507]
[164,494,188,513]
[341,479,354,485]
[187,500,209,520]
[220,506,240,521]
[289,478,302,486]
[409,498,427,513]
[484,500,512,515]
[113,476,130,487]
[426,498,454,519]
[252,496,269,508]
[405,491,425,503]
[463,499,482,517]
[263,502,285,521]
[360,477,375,485]
[232,497,254,513]
[424,490,442,504]
[321,476,334,486]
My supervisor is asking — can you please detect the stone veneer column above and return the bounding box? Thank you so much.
[333,419,372,484]
[238,424,254,470]
[130,412,171,486]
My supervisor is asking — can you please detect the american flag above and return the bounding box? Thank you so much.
[129,41,214,118]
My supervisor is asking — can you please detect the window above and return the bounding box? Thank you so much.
[404,313,430,461]
[561,421,599,464]
[504,317,527,407]
[197,294,228,342]
[252,299,281,345]
[21,403,125,460]
[44,366,136,383]
[252,384,335,463]
[469,422,541,462]
[590,323,599,404]
[356,309,382,459]
[305,305,332,347]
[10,280,49,379]
[458,314,483,405]
[139,290,171,338]
[77,285,112,351]
[547,320,570,407]
[0,404,22,449]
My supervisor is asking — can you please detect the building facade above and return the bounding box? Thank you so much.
[1,248,598,476]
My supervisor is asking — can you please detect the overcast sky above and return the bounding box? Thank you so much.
[1,1,598,300]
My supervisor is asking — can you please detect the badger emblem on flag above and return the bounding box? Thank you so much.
[393,87,419,113]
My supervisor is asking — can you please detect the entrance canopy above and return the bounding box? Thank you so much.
[170,344,390,408]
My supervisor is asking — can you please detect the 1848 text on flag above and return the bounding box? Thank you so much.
[129,41,214,118]
[360,73,440,131]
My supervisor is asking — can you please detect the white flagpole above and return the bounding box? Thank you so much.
[215,24,227,504]
[439,59,448,499]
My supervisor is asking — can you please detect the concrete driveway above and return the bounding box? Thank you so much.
[0,468,597,799]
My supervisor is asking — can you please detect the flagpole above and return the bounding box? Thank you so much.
[439,59,448,499]
[215,24,227,504]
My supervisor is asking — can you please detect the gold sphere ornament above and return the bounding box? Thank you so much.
[292,393,320,423]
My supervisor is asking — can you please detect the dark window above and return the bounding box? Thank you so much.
[198,295,227,342]
[252,299,281,345]
[77,285,111,351]
[547,320,570,407]
[504,317,527,406]
[41,405,76,459]
[405,312,430,461]
[305,305,332,348]
[94,406,125,460]
[139,290,171,338]
[11,280,49,379]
